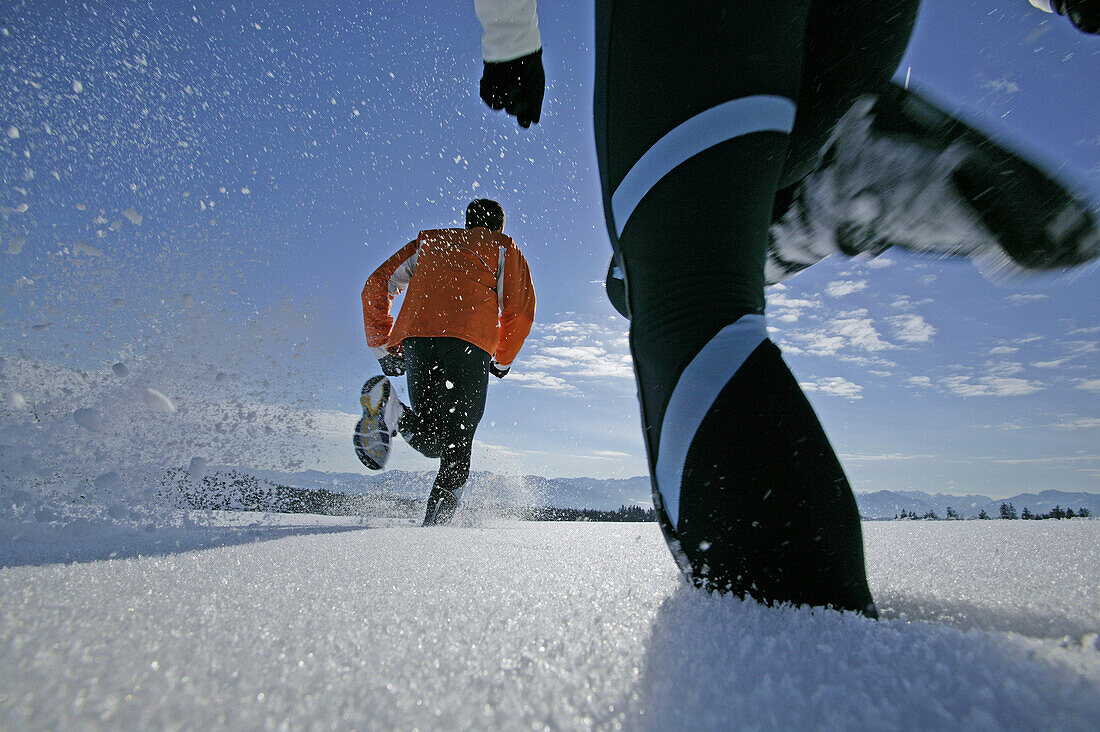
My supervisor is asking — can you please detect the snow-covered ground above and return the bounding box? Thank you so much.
[2,515,1097,730]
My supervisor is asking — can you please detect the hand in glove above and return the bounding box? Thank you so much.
[378,353,406,377]
[480,49,545,128]
[489,361,510,379]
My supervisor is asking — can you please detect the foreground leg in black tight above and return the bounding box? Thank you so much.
[594,0,918,614]
[400,337,490,526]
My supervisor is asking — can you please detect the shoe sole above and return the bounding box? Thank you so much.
[353,376,392,470]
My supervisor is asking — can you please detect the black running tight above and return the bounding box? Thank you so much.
[594,0,919,611]
[400,337,490,501]
[594,0,918,440]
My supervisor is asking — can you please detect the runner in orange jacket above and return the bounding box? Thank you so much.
[355,199,536,526]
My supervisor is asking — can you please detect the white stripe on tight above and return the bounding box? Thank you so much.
[611,95,796,237]
[655,314,768,528]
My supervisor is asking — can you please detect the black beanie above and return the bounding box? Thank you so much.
[466,199,505,231]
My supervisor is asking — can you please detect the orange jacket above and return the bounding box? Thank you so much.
[362,227,536,367]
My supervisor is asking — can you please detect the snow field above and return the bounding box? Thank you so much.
[866,521,1099,640]
[2,519,1098,730]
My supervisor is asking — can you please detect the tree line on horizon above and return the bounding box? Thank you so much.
[893,502,1092,521]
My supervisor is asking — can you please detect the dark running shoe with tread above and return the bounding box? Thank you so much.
[353,376,399,471]
[422,485,463,526]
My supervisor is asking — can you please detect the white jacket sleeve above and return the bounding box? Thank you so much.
[474,0,541,62]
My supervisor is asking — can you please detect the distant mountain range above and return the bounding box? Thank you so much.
[217,467,1100,519]
[232,468,653,512]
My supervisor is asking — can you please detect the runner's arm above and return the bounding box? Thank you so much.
[362,240,418,358]
[474,0,545,127]
[474,0,540,62]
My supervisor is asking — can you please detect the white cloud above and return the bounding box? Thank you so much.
[505,371,580,393]
[982,78,1021,94]
[831,312,894,352]
[791,332,848,357]
[839,452,936,462]
[987,346,1018,355]
[771,310,803,325]
[799,376,863,400]
[541,320,587,336]
[783,310,899,360]
[1076,378,1100,394]
[541,345,605,359]
[825,280,868,298]
[907,376,933,388]
[1050,417,1100,430]
[940,375,1043,397]
[515,315,635,389]
[769,294,820,309]
[1064,340,1099,357]
[990,454,1100,465]
[525,345,633,380]
[889,314,936,344]
[984,361,1025,377]
[1032,359,1068,369]
[523,354,572,371]
[586,449,634,459]
[890,296,934,310]
[767,291,820,324]
[1007,293,1048,305]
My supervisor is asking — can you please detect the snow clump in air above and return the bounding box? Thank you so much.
[73,407,105,432]
[93,471,121,491]
[73,241,103,257]
[142,388,176,414]
[186,457,207,480]
[6,391,27,410]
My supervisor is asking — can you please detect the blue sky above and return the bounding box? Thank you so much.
[0,0,1097,498]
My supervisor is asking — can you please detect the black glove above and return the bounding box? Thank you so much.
[378,353,406,377]
[480,49,545,128]
[1053,0,1100,33]
[489,361,510,379]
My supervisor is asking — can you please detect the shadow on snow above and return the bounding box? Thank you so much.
[629,584,1099,730]
[0,521,372,569]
